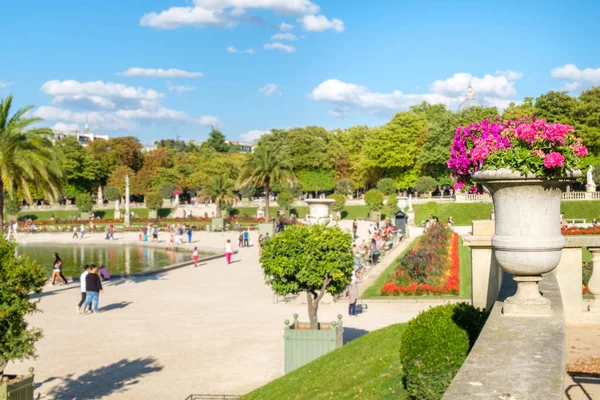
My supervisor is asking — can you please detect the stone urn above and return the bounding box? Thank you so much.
[472,168,581,316]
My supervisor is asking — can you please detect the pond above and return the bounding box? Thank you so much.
[17,244,206,277]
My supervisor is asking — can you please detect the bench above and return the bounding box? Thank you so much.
[565,218,586,224]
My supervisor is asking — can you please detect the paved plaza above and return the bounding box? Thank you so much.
[8,222,442,399]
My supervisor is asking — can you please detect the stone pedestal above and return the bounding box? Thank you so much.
[124,214,130,226]
[587,247,600,313]
[396,196,407,210]
[256,207,265,219]
[586,184,596,193]
[305,199,335,225]
[114,210,121,220]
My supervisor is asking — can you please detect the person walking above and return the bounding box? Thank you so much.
[238,232,244,247]
[187,225,193,243]
[51,252,68,285]
[80,223,85,239]
[352,219,358,240]
[347,280,359,316]
[193,246,199,267]
[108,224,115,240]
[82,265,103,314]
[104,225,110,240]
[225,239,233,264]
[243,229,249,247]
[258,234,264,255]
[72,226,79,239]
[77,265,92,314]
[152,226,159,242]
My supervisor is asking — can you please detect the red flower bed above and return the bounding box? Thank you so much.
[381,223,460,296]
[562,227,600,235]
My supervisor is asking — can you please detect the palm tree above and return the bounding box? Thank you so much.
[199,175,238,217]
[0,95,63,224]
[238,146,295,221]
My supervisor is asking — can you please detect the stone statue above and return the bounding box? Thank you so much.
[97,186,104,205]
[587,165,595,186]
[115,199,120,210]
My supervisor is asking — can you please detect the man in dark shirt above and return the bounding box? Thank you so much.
[82,266,103,314]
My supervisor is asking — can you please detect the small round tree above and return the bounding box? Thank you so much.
[414,176,438,194]
[158,182,176,199]
[103,186,121,202]
[261,225,354,330]
[364,189,384,212]
[593,164,600,185]
[239,183,256,199]
[327,193,346,212]
[0,238,46,377]
[276,191,293,211]
[75,193,93,213]
[3,198,21,218]
[335,178,355,197]
[145,192,163,211]
[377,178,396,196]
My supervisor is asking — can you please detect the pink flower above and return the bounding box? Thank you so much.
[453,181,465,191]
[572,145,588,158]
[543,152,565,168]
[532,149,546,158]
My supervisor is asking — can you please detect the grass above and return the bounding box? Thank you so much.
[361,236,471,300]
[413,203,491,227]
[241,323,408,400]
[233,206,310,219]
[16,208,172,221]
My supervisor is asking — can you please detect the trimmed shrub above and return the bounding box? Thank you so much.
[414,176,438,194]
[400,303,489,400]
[377,178,396,196]
[75,193,93,213]
[158,182,176,199]
[335,178,355,196]
[364,189,384,212]
[276,191,293,210]
[145,192,163,211]
[4,197,21,216]
[327,193,346,212]
[103,186,121,202]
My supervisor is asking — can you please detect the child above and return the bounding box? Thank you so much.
[193,246,199,267]
[225,239,233,264]
[98,265,111,281]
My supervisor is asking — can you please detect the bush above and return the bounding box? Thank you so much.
[0,238,47,366]
[158,182,176,199]
[327,193,346,212]
[364,189,384,212]
[400,303,489,400]
[377,178,396,196]
[145,192,163,211]
[414,176,438,193]
[422,201,440,219]
[276,191,293,210]
[386,195,400,216]
[75,193,93,213]
[4,198,21,216]
[593,164,600,185]
[335,178,355,196]
[103,186,121,201]
[239,183,256,199]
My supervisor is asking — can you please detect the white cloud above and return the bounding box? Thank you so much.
[227,46,255,54]
[264,42,296,53]
[141,0,319,29]
[35,106,136,131]
[51,95,117,111]
[328,108,345,118]
[167,82,197,93]
[271,32,297,41]
[483,96,518,110]
[259,83,282,97]
[240,129,270,141]
[51,122,79,132]
[0,81,14,89]
[551,64,600,91]
[496,70,524,81]
[300,14,344,32]
[279,22,294,31]
[41,80,161,101]
[119,67,203,78]
[196,115,222,127]
[429,72,521,98]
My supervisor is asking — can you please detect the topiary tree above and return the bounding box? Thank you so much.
[0,238,47,377]
[239,183,256,199]
[386,196,400,217]
[400,303,488,400]
[377,178,396,196]
[3,197,21,217]
[158,182,176,199]
[327,193,346,212]
[364,189,384,212]
[335,178,355,197]
[276,191,293,211]
[423,201,440,219]
[103,186,121,202]
[75,193,93,213]
[414,176,438,194]
[261,224,354,330]
[145,191,163,211]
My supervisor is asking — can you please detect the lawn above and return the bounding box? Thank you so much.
[361,236,471,299]
[241,323,408,400]
[233,206,310,219]
[16,208,172,221]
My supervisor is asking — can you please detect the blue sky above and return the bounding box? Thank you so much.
[1,0,599,144]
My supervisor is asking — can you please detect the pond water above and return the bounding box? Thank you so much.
[17,245,205,277]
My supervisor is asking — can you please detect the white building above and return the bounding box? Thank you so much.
[52,122,109,146]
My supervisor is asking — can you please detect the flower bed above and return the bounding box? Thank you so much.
[562,227,600,235]
[381,223,459,296]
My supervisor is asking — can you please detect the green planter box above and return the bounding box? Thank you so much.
[0,368,34,400]
[80,212,90,220]
[212,217,224,232]
[284,314,343,374]
[162,199,172,208]
[149,210,158,219]
[258,223,274,237]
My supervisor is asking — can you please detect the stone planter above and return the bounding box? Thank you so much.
[283,314,343,373]
[305,199,335,225]
[258,222,274,237]
[162,199,172,208]
[0,368,34,400]
[212,217,224,232]
[80,212,90,220]
[148,210,158,219]
[473,168,580,316]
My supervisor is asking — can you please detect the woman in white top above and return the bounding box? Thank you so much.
[225,239,233,264]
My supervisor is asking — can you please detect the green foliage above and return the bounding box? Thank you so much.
[145,192,163,211]
[502,97,536,122]
[75,192,93,213]
[205,129,235,153]
[239,183,256,199]
[103,186,121,202]
[3,197,21,216]
[377,178,397,195]
[399,303,489,400]
[327,193,346,212]
[157,182,176,199]
[386,196,400,216]
[422,201,440,219]
[334,178,355,196]
[534,90,577,124]
[594,165,600,185]
[296,168,335,192]
[260,225,354,328]
[55,136,102,194]
[63,184,81,200]
[414,176,438,193]
[0,238,47,363]
[200,175,237,216]
[276,191,293,210]
[364,189,384,212]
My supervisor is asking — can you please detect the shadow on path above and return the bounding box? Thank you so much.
[109,272,167,287]
[565,372,600,400]
[343,327,369,344]
[45,356,163,399]
[101,301,132,312]
[31,284,79,300]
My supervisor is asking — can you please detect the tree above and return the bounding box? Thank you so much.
[502,97,536,122]
[3,197,21,217]
[55,136,102,195]
[205,129,232,153]
[107,165,135,194]
[145,192,163,211]
[296,168,335,194]
[239,183,256,199]
[199,175,237,217]
[327,193,346,212]
[103,186,121,202]
[0,95,63,224]
[158,182,176,199]
[364,189,384,212]
[276,191,293,211]
[335,178,355,196]
[534,91,577,124]
[238,146,295,221]
[377,178,396,196]
[75,192,93,213]
[260,224,354,330]
[0,238,46,377]
[414,176,438,193]
[593,164,600,185]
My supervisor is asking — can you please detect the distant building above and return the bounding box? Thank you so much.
[228,141,256,153]
[52,122,108,146]
[457,83,480,112]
